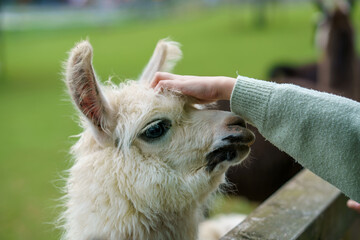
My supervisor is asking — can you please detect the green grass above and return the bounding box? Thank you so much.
[0,3,359,239]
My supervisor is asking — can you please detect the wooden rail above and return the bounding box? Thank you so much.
[221,169,358,240]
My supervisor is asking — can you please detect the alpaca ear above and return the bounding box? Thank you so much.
[138,39,182,84]
[65,41,114,142]
[336,0,351,14]
[314,0,329,16]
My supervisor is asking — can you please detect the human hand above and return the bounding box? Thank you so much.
[347,199,360,214]
[150,72,236,104]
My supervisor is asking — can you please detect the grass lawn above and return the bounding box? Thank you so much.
[0,3,359,239]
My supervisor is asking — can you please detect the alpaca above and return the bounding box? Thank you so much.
[269,0,359,100]
[316,0,359,100]
[60,39,254,240]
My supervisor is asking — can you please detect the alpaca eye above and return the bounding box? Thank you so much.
[140,119,172,141]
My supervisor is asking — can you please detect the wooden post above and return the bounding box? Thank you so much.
[221,170,358,240]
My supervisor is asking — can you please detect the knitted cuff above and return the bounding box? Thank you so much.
[230,75,275,128]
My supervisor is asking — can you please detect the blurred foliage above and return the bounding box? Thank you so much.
[0,3,359,240]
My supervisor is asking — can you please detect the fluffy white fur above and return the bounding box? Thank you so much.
[60,39,252,240]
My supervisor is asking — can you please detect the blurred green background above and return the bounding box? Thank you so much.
[0,1,359,239]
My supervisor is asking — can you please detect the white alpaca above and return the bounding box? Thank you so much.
[61,39,254,240]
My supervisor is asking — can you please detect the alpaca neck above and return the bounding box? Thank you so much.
[318,13,358,100]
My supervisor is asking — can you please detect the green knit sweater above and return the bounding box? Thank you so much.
[230,75,360,202]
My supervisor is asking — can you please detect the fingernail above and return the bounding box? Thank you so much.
[154,86,161,93]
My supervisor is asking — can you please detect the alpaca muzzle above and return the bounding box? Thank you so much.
[205,116,255,172]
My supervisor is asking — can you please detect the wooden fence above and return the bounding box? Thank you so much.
[221,169,359,240]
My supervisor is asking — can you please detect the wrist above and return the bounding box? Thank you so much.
[219,77,236,100]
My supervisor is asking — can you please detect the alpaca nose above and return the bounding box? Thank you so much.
[224,116,255,146]
[222,132,255,146]
[225,116,247,129]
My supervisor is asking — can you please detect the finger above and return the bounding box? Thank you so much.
[154,79,184,93]
[347,199,360,213]
[150,72,176,88]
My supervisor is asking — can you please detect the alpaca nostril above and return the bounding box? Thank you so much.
[227,117,247,129]
[222,131,255,146]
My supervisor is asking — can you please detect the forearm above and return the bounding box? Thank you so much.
[231,76,360,202]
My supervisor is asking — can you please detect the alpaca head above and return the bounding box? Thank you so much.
[64,39,255,239]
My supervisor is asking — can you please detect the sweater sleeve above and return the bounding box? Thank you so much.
[230,75,360,202]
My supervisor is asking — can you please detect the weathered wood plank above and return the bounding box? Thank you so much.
[221,169,358,240]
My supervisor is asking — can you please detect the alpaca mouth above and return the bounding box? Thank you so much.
[205,144,250,172]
